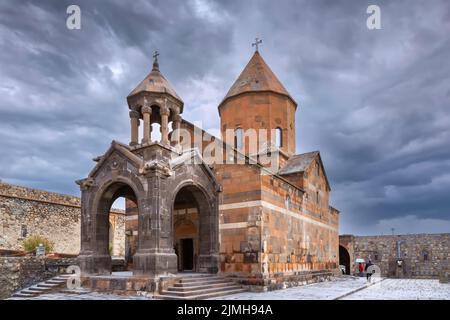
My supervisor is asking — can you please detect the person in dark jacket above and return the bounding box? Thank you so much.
[365,260,374,282]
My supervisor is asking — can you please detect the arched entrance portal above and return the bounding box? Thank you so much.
[78,141,220,276]
[172,185,215,273]
[339,245,351,275]
[94,181,139,273]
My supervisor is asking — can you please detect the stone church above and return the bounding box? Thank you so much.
[75,47,340,290]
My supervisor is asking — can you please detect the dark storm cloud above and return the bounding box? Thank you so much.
[0,0,449,235]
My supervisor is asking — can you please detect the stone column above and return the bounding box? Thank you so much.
[133,165,177,276]
[129,110,140,146]
[197,200,220,273]
[77,179,111,276]
[172,113,182,147]
[141,106,152,144]
[160,106,170,145]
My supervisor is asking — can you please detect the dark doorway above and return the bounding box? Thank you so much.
[339,245,351,275]
[181,238,194,271]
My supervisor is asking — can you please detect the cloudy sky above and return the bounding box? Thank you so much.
[0,0,449,235]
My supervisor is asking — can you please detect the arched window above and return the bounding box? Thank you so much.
[234,128,243,149]
[423,250,429,261]
[275,128,282,147]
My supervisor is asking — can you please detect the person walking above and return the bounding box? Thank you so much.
[365,259,374,282]
[358,262,364,276]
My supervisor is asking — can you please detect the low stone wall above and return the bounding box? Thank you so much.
[0,256,78,299]
[440,262,450,283]
[81,275,157,296]
[231,269,335,292]
[0,182,125,256]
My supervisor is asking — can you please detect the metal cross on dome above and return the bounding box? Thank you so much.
[252,37,262,52]
[153,50,160,63]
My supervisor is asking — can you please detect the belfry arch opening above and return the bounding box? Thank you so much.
[97,182,139,273]
[173,185,212,272]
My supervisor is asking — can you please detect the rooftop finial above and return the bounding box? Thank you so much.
[252,37,262,52]
[152,50,160,70]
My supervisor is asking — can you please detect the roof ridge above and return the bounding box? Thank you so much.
[292,150,320,157]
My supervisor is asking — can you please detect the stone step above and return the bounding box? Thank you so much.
[46,279,67,284]
[170,281,236,291]
[175,273,217,279]
[19,289,43,295]
[180,277,229,284]
[155,273,247,300]
[11,292,37,298]
[155,288,247,300]
[161,285,242,297]
[10,274,71,299]
[28,285,53,292]
[36,282,61,288]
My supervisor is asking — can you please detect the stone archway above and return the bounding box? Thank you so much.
[78,141,220,277]
[79,178,141,275]
[172,184,216,273]
[339,245,351,275]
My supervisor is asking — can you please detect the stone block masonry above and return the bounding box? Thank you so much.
[0,256,77,299]
[340,233,450,279]
[0,182,125,256]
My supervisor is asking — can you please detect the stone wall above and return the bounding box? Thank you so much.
[340,233,450,278]
[215,161,339,289]
[216,163,263,276]
[0,182,125,256]
[260,172,339,276]
[0,256,77,299]
[179,120,340,289]
[109,211,126,257]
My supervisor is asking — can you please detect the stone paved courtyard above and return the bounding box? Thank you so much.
[8,277,450,300]
[341,278,450,300]
[213,276,382,300]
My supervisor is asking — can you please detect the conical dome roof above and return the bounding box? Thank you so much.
[127,59,183,105]
[219,51,296,108]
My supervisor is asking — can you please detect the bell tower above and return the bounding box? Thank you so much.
[218,43,297,158]
[126,51,184,148]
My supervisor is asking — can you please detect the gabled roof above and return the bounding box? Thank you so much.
[219,51,296,108]
[169,148,222,193]
[278,151,331,190]
[278,151,319,175]
[88,141,143,178]
[127,61,183,104]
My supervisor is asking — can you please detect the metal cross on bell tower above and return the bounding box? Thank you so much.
[252,37,262,52]
[152,50,160,70]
